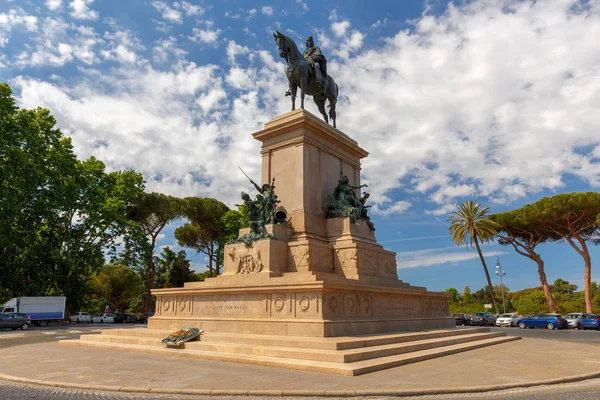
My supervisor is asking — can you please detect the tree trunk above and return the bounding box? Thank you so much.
[474,237,499,314]
[146,235,158,313]
[530,252,555,314]
[570,235,593,313]
[146,255,154,313]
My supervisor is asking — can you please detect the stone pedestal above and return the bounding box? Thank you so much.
[151,109,452,337]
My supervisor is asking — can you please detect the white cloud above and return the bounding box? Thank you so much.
[0,8,38,47]
[181,1,203,17]
[371,18,387,29]
[261,6,273,16]
[331,20,350,37]
[46,0,62,11]
[396,247,503,269]
[10,46,289,204]
[69,0,98,20]
[101,28,144,65]
[296,0,309,13]
[153,36,187,63]
[226,40,249,65]
[330,0,600,213]
[373,200,412,216]
[225,11,241,19]
[13,18,101,67]
[226,67,255,90]
[5,0,600,223]
[151,1,182,24]
[189,27,220,44]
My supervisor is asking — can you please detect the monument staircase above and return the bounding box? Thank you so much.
[61,109,520,375]
[61,327,518,376]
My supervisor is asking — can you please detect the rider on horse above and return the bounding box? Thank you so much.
[302,36,327,85]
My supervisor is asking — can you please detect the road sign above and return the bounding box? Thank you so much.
[484,304,492,309]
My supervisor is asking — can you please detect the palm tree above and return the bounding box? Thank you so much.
[448,201,499,314]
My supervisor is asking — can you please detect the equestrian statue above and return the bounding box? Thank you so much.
[273,31,339,128]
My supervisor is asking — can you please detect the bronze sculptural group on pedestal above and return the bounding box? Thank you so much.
[273,31,339,127]
[326,175,375,231]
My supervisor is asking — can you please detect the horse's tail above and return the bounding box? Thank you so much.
[326,81,339,111]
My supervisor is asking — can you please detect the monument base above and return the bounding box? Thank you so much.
[149,271,453,337]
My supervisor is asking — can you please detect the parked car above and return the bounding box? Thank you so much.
[496,313,520,327]
[517,314,568,330]
[470,312,496,326]
[113,313,127,323]
[0,313,31,330]
[565,313,586,329]
[581,314,600,330]
[138,312,154,324]
[125,314,138,323]
[70,312,91,323]
[453,313,471,326]
[91,313,114,323]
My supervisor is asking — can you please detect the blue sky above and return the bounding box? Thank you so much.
[1,0,600,294]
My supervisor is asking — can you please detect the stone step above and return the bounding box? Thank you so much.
[98,327,490,350]
[82,331,503,363]
[349,336,521,375]
[60,335,519,376]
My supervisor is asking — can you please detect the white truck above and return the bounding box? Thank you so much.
[0,297,66,327]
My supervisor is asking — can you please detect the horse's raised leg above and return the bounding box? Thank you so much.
[315,97,328,124]
[290,84,297,111]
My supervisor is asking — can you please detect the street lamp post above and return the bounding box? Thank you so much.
[495,257,506,314]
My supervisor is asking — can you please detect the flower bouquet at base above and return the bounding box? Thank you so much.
[161,326,203,348]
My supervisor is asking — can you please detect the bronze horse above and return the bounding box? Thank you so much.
[273,31,338,128]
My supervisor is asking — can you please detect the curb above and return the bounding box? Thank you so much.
[1,371,600,397]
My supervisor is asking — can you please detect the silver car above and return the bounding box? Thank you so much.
[496,313,520,327]
[565,313,585,329]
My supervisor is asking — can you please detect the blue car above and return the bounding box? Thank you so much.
[581,314,600,330]
[517,314,568,330]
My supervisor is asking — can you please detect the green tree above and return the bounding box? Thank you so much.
[463,286,472,304]
[128,192,182,312]
[167,250,194,288]
[448,201,499,314]
[89,264,144,312]
[512,288,548,314]
[175,198,229,276]
[216,208,249,270]
[445,288,461,303]
[0,84,145,311]
[488,207,556,313]
[530,193,600,313]
[551,278,577,295]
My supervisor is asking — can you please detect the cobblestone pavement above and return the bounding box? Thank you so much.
[1,379,600,399]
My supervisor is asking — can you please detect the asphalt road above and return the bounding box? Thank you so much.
[484,325,600,345]
[1,324,600,399]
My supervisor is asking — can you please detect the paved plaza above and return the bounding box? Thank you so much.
[0,336,599,396]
